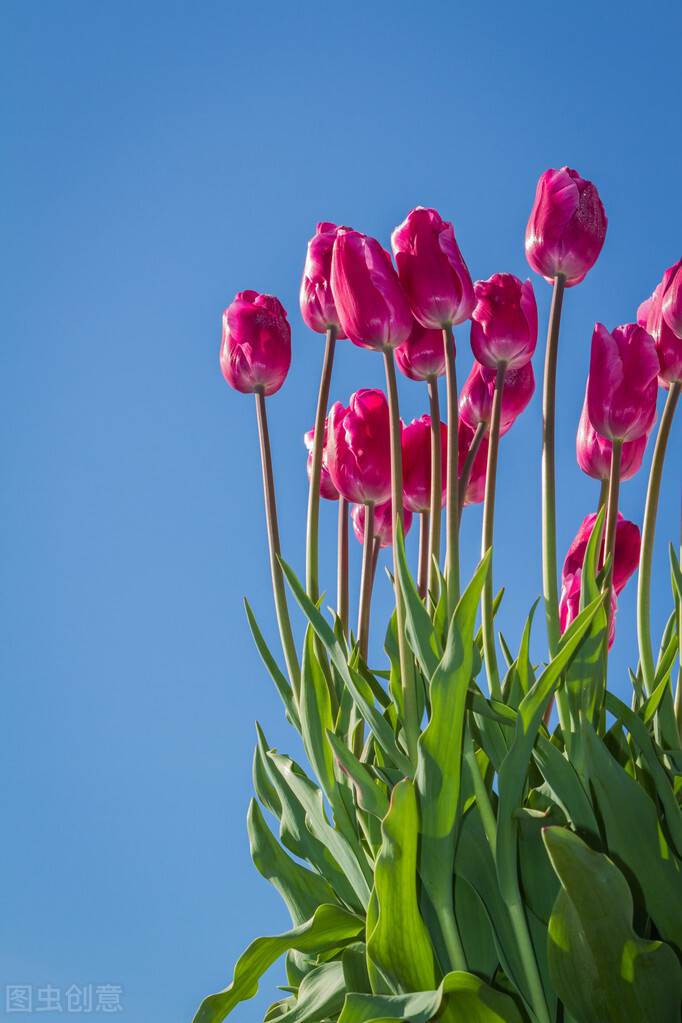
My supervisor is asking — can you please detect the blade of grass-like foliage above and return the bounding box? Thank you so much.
[543,826,682,1023]
[272,961,347,1023]
[416,551,491,972]
[300,625,336,801]
[327,729,389,820]
[245,598,300,729]
[532,734,599,836]
[192,904,364,1023]
[564,507,607,723]
[394,524,442,678]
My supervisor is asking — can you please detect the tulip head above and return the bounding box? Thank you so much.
[470,274,538,370]
[560,570,616,648]
[586,322,659,442]
[458,420,489,506]
[525,167,607,287]
[330,230,412,350]
[394,320,446,381]
[459,361,535,435]
[391,207,475,329]
[401,414,448,514]
[326,389,392,505]
[352,498,413,549]
[662,260,682,339]
[299,222,350,337]
[220,291,291,396]
[576,391,647,482]
[304,423,339,501]
[639,261,682,386]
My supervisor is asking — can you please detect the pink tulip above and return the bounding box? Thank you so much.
[560,570,616,648]
[391,207,475,329]
[220,291,291,396]
[459,361,535,435]
[470,274,538,370]
[352,498,413,549]
[330,230,412,350]
[304,423,338,501]
[458,420,489,506]
[586,323,659,442]
[326,389,392,505]
[394,319,446,381]
[525,167,607,287]
[576,391,647,482]
[639,261,682,386]
[401,415,448,514]
[299,222,349,337]
[663,260,682,339]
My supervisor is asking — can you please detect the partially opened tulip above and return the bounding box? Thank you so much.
[639,261,682,386]
[525,167,607,287]
[460,361,535,436]
[402,415,448,514]
[304,424,338,500]
[220,290,291,395]
[663,260,682,340]
[394,320,446,381]
[470,274,538,370]
[576,391,647,483]
[299,222,349,337]
[586,322,659,442]
[326,389,392,506]
[351,498,413,549]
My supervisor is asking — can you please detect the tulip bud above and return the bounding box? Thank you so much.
[639,261,682,386]
[401,415,448,514]
[220,291,291,396]
[586,323,659,442]
[525,167,607,287]
[458,420,489,506]
[662,260,682,339]
[299,222,349,337]
[470,274,538,370]
[330,230,412,350]
[459,361,535,435]
[351,498,413,549]
[326,389,392,505]
[576,391,647,482]
[391,207,475,329]
[394,320,446,381]
[304,423,338,501]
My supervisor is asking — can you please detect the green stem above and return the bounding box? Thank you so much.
[442,325,460,613]
[337,497,349,636]
[480,363,506,701]
[637,381,681,694]
[458,420,486,522]
[603,438,623,638]
[357,502,375,659]
[417,510,429,600]
[427,376,442,606]
[597,478,608,511]
[541,274,565,659]
[254,390,300,697]
[383,348,419,765]
[508,898,551,1023]
[305,326,337,601]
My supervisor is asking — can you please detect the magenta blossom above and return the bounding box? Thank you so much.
[330,230,412,350]
[459,361,535,435]
[351,498,413,550]
[326,389,392,505]
[586,323,659,442]
[299,222,349,337]
[394,319,446,381]
[220,290,291,396]
[663,260,682,340]
[304,422,338,501]
[458,420,489,506]
[560,571,616,648]
[401,415,448,514]
[639,261,682,386]
[576,391,647,482]
[525,167,607,287]
[470,273,538,370]
[391,207,475,329]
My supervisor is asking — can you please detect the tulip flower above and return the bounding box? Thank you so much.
[330,230,412,351]
[220,290,291,396]
[304,424,338,501]
[663,260,682,340]
[326,389,392,506]
[394,320,446,381]
[299,222,349,337]
[560,571,616,649]
[402,415,448,514]
[586,323,659,442]
[459,361,535,436]
[470,274,538,371]
[525,167,607,287]
[458,420,489,507]
[638,261,682,386]
[576,392,647,483]
[352,498,413,549]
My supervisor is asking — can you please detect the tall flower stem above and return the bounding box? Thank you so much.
[480,364,506,701]
[638,381,681,693]
[418,511,430,600]
[603,439,623,637]
[597,478,608,511]
[254,390,300,697]
[306,326,337,601]
[357,503,375,659]
[458,421,486,520]
[541,273,565,659]
[442,325,460,613]
[337,497,349,636]
[383,349,419,765]
[426,377,442,605]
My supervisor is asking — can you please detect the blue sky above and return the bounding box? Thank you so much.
[2,1,680,1020]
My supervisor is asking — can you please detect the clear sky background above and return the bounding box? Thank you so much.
[2,2,680,1020]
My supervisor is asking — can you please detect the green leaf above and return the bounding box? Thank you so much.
[272,961,347,1022]
[300,625,336,803]
[193,904,363,1023]
[327,729,389,820]
[394,523,442,679]
[532,734,599,836]
[544,826,682,1023]
[245,598,300,730]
